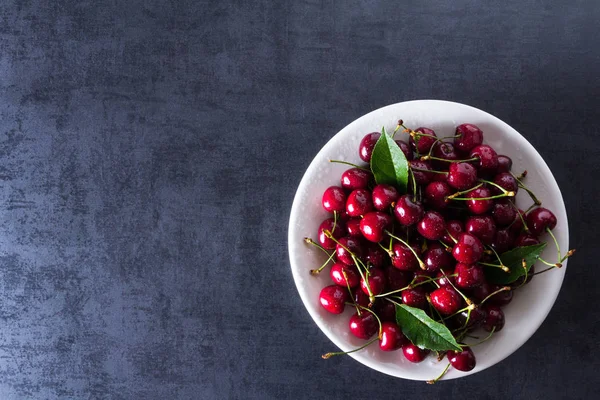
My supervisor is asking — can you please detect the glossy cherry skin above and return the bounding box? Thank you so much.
[488,287,513,306]
[423,242,454,272]
[447,162,478,190]
[430,286,462,315]
[361,268,386,296]
[465,215,496,245]
[410,127,437,154]
[492,199,517,226]
[319,285,349,314]
[455,306,487,330]
[526,207,557,236]
[492,228,514,253]
[349,312,379,339]
[336,236,364,265]
[360,212,393,243]
[365,243,387,268]
[432,142,459,169]
[482,305,505,332]
[359,132,380,162]
[345,218,362,238]
[395,140,414,161]
[374,300,397,322]
[330,263,360,288]
[447,348,476,372]
[455,263,485,289]
[394,195,425,226]
[409,160,435,186]
[515,232,540,247]
[402,343,430,363]
[442,220,464,245]
[436,267,456,287]
[453,233,484,264]
[386,268,412,291]
[341,168,371,191]
[322,186,347,213]
[466,186,493,215]
[379,322,408,351]
[317,218,347,250]
[417,211,446,240]
[492,172,518,195]
[391,242,420,271]
[401,287,427,309]
[496,155,512,173]
[470,144,498,172]
[372,184,400,211]
[454,123,483,153]
[509,208,526,235]
[352,287,370,308]
[346,189,374,217]
[424,181,451,210]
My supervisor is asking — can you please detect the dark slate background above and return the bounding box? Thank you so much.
[0,0,597,399]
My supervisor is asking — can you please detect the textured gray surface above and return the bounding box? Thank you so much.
[0,0,598,399]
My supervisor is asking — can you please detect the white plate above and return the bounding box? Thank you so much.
[287,100,569,381]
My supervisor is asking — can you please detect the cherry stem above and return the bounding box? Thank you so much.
[507,201,530,232]
[511,172,542,205]
[410,166,448,175]
[463,327,495,347]
[449,193,514,201]
[487,245,503,266]
[439,239,452,248]
[409,168,417,198]
[480,286,511,306]
[322,336,378,359]
[310,252,336,275]
[426,295,446,323]
[512,259,529,289]
[478,179,512,195]
[384,231,427,270]
[304,237,331,256]
[374,273,458,298]
[479,262,511,273]
[440,269,472,305]
[441,303,476,322]
[445,183,484,200]
[546,227,561,261]
[427,363,452,385]
[525,203,537,214]
[421,155,479,163]
[329,159,370,171]
[538,257,561,268]
[352,255,373,298]
[342,270,362,315]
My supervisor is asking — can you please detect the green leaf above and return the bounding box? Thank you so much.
[484,243,547,284]
[370,127,408,192]
[395,304,462,352]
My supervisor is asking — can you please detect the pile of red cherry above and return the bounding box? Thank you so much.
[306,122,574,382]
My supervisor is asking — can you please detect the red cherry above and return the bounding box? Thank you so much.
[361,268,386,296]
[374,300,397,322]
[482,305,505,332]
[470,144,498,172]
[345,218,362,237]
[379,322,408,351]
[317,218,347,250]
[417,211,446,240]
[401,287,427,309]
[346,189,374,217]
[322,186,347,213]
[452,233,484,264]
[410,127,437,154]
[394,194,425,226]
[349,312,378,339]
[330,263,360,288]
[496,155,512,173]
[391,242,420,271]
[430,286,462,315]
[359,132,380,162]
[372,184,400,211]
[466,187,493,215]
[360,211,393,243]
[424,181,452,210]
[402,343,429,363]
[454,263,485,289]
[447,162,478,190]
[365,243,387,268]
[423,242,454,272]
[465,215,497,245]
[395,140,414,161]
[442,220,464,245]
[385,268,412,291]
[515,232,540,247]
[454,123,483,153]
[526,207,557,237]
[447,347,476,371]
[335,236,364,265]
[409,160,436,185]
[341,168,372,191]
[319,285,349,314]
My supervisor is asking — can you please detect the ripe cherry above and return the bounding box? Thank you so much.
[359,132,380,162]
[374,300,397,322]
[417,211,446,240]
[386,268,412,290]
[447,162,478,190]
[336,236,364,265]
[515,233,540,247]
[379,322,408,351]
[454,263,485,289]
[492,172,518,195]
[466,186,493,215]
[526,207,557,236]
[496,155,512,173]
[401,287,427,309]
[372,184,399,211]
[465,215,497,245]
[454,123,483,153]
[345,218,362,238]
[423,242,454,272]
[395,140,414,161]
[349,312,379,339]
[424,181,451,210]
[330,263,360,288]
[455,306,487,330]
[341,168,371,191]
[361,268,386,296]
[482,305,505,332]
[509,208,527,235]
[453,233,484,264]
[365,243,387,268]
[360,212,393,243]
[410,127,437,154]
[442,220,464,245]
[430,286,462,315]
[391,242,420,271]
[352,287,370,308]
[447,348,476,372]
[402,343,430,363]
[409,160,435,185]
[488,287,513,306]
[346,189,374,217]
[394,194,425,226]
[432,142,459,169]
[322,186,347,213]
[492,228,514,253]
[492,199,517,227]
[470,144,498,172]
[436,267,456,287]
[317,218,346,250]
[319,285,349,314]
